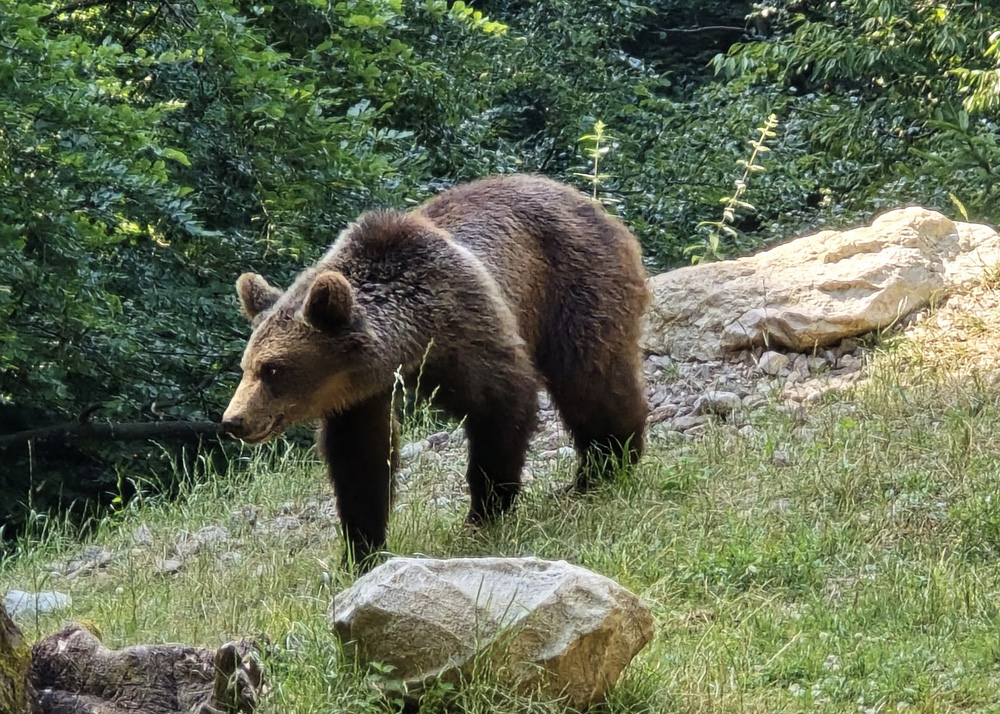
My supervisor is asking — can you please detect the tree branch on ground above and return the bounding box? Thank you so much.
[0,420,223,450]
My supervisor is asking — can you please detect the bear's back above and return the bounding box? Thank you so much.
[417,175,647,356]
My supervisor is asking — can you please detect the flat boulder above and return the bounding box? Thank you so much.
[330,557,653,708]
[642,207,1000,359]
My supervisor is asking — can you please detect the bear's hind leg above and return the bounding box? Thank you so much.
[463,375,538,526]
[549,358,647,491]
[319,390,398,569]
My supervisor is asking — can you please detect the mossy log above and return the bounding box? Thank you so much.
[1,607,261,714]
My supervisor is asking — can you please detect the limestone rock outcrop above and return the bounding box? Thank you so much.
[642,208,1000,359]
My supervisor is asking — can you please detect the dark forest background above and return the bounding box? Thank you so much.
[3,0,1000,539]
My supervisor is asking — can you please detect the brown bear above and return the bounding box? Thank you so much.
[221,175,649,566]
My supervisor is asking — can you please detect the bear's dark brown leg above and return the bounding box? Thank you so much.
[463,380,538,525]
[549,358,647,491]
[318,390,398,569]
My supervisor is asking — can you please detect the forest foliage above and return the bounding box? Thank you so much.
[2,0,1000,529]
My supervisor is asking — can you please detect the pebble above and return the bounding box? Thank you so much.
[770,450,792,467]
[427,431,451,448]
[219,551,243,565]
[839,338,860,354]
[4,590,72,619]
[231,505,259,528]
[132,524,153,545]
[839,354,863,370]
[195,525,229,546]
[648,404,678,423]
[738,425,759,439]
[400,441,426,460]
[173,538,201,559]
[65,546,113,577]
[156,559,184,575]
[693,391,742,417]
[758,351,789,376]
[274,515,302,531]
[807,356,828,373]
[670,415,709,432]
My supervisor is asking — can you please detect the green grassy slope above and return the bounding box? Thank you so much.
[6,303,1000,713]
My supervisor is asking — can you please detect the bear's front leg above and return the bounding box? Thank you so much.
[463,373,538,526]
[318,390,398,570]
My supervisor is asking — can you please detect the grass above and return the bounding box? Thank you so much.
[7,303,1000,712]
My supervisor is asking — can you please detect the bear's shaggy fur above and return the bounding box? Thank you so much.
[222,175,649,565]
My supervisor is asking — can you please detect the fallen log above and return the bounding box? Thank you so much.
[0,421,223,450]
[0,603,262,713]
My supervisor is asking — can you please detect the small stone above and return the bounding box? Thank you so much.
[738,425,759,439]
[156,559,184,574]
[839,338,860,354]
[839,354,863,370]
[647,387,669,408]
[807,356,828,373]
[433,497,450,508]
[427,431,450,448]
[400,441,426,460]
[231,505,259,528]
[132,524,153,545]
[174,539,201,559]
[280,502,296,515]
[419,450,443,465]
[758,351,789,376]
[4,590,72,619]
[770,450,792,467]
[219,552,243,565]
[693,391,742,417]
[791,353,809,376]
[274,515,302,531]
[539,446,576,461]
[742,394,767,411]
[195,525,229,546]
[65,546,113,578]
[648,404,678,423]
[670,415,709,432]
[647,354,673,369]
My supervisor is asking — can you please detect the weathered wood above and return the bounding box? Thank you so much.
[0,614,261,714]
[0,603,32,714]
[28,624,261,714]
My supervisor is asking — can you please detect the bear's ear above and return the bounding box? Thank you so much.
[302,270,353,332]
[236,273,283,321]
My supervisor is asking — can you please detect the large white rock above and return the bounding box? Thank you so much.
[642,207,1000,359]
[330,557,653,707]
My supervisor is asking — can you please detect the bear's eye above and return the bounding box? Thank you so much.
[259,362,283,382]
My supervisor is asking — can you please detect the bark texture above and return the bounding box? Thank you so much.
[0,614,261,714]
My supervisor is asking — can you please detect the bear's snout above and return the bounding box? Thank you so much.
[221,413,247,438]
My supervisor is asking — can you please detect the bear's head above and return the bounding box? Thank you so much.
[221,269,375,443]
